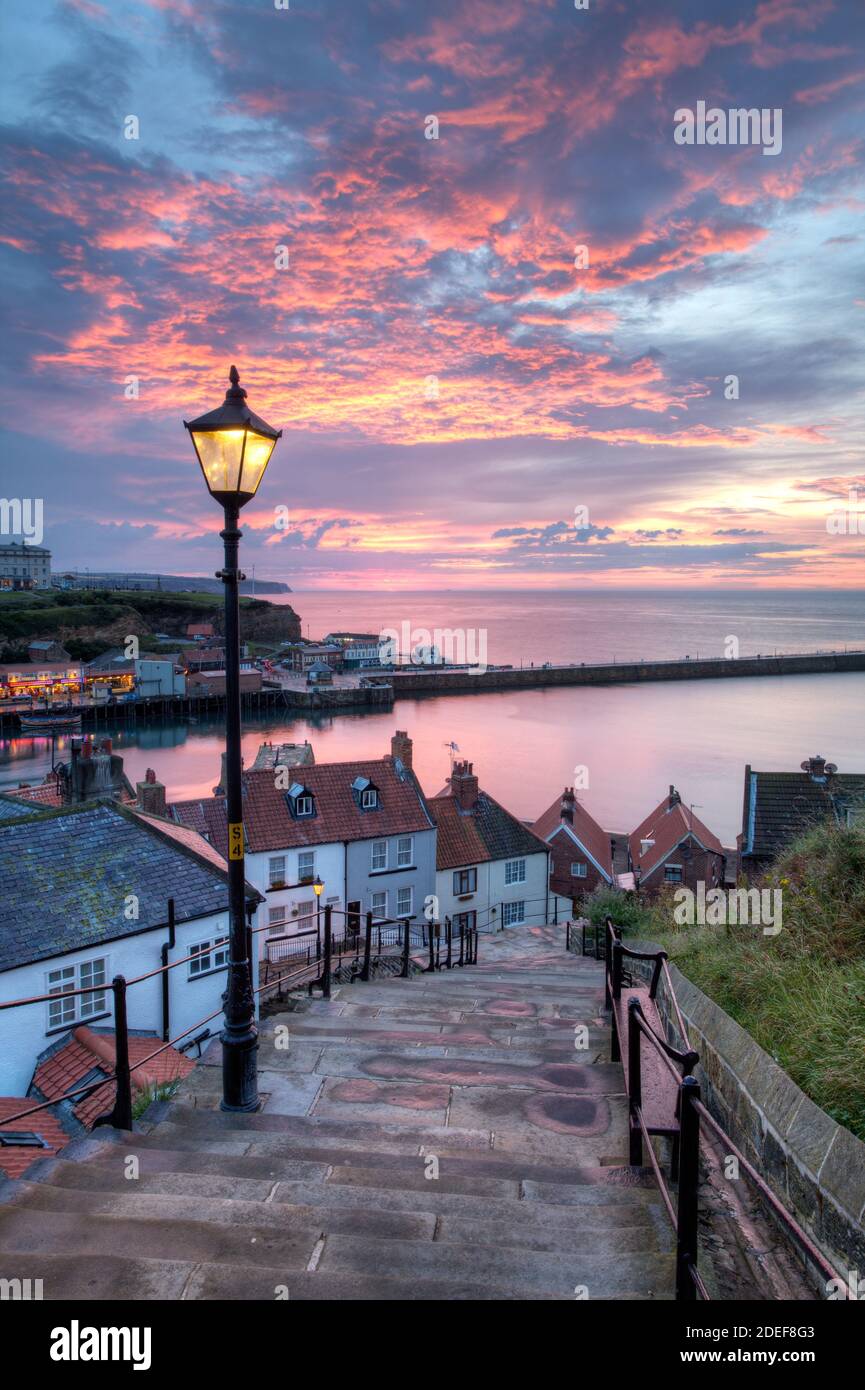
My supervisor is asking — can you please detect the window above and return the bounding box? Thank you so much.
[371,890,388,920]
[664,865,683,883]
[268,855,286,888]
[189,936,229,978]
[268,905,286,929]
[295,794,314,817]
[397,886,413,918]
[47,957,107,1030]
[297,850,315,881]
[571,862,588,879]
[453,867,477,895]
[371,839,387,871]
[362,787,378,810]
[505,859,526,885]
[397,836,414,867]
[502,901,525,926]
[455,910,476,931]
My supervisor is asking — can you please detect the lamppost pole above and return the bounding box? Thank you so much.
[219,498,259,1111]
[184,364,282,1115]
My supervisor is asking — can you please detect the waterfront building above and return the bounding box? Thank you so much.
[628,786,725,895]
[738,754,865,881]
[0,541,51,589]
[134,657,186,698]
[0,659,84,700]
[324,633,385,670]
[430,760,551,933]
[281,641,344,674]
[0,801,262,1096]
[533,787,614,901]
[27,639,70,663]
[306,659,334,686]
[186,669,262,696]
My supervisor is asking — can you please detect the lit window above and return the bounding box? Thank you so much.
[505,859,526,885]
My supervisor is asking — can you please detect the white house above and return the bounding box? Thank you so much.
[429,761,551,933]
[0,801,262,1097]
[135,657,185,697]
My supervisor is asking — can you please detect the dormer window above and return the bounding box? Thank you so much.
[351,775,380,811]
[286,783,315,819]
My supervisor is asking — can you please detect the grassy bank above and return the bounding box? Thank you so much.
[586,822,865,1140]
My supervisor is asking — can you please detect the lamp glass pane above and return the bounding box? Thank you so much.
[239,430,277,497]
[191,428,246,495]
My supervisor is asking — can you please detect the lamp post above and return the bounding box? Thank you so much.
[185,365,282,1112]
[313,875,324,957]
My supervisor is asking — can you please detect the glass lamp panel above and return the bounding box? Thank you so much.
[191,428,246,495]
[239,430,277,497]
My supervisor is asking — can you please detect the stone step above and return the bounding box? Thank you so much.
[0,1251,654,1302]
[34,1160,663,1223]
[313,1233,674,1298]
[6,1183,669,1256]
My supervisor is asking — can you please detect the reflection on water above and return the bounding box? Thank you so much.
[2,672,863,843]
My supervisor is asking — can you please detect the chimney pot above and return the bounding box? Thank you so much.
[451,760,479,812]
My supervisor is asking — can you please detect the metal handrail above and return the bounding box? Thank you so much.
[602,916,851,1301]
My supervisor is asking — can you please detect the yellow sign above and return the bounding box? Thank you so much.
[228,822,244,860]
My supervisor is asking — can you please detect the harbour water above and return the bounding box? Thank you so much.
[2,590,863,845]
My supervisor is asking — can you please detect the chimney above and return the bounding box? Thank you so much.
[391,729,413,770]
[137,767,167,817]
[801,754,836,783]
[560,787,575,824]
[668,785,681,808]
[451,760,479,812]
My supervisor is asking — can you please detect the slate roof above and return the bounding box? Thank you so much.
[430,790,548,871]
[171,757,435,855]
[0,793,44,822]
[533,794,614,879]
[629,791,725,882]
[0,802,250,974]
[740,767,865,862]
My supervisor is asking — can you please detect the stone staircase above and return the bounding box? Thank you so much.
[0,925,676,1300]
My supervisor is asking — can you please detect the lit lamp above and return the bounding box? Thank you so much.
[184,366,281,1113]
[313,876,324,955]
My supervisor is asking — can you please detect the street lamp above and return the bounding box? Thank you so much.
[313,875,324,955]
[185,365,281,1112]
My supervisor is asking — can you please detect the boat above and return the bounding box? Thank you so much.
[18,711,83,734]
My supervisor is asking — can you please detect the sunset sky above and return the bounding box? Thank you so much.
[1,0,864,589]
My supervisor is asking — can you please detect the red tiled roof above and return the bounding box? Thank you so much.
[31,1027,195,1131]
[629,793,724,880]
[0,1096,70,1179]
[130,808,229,872]
[171,757,434,853]
[6,780,63,807]
[533,794,614,879]
[429,796,490,869]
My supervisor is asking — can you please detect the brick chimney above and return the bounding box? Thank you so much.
[391,729,413,770]
[136,767,167,817]
[560,787,575,824]
[668,785,681,808]
[801,754,836,783]
[451,760,479,812]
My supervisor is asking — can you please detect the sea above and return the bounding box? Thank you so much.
[2,589,863,846]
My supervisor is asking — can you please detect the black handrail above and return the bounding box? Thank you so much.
[601,916,851,1301]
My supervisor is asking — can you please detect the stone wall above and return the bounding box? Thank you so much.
[627,941,865,1284]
